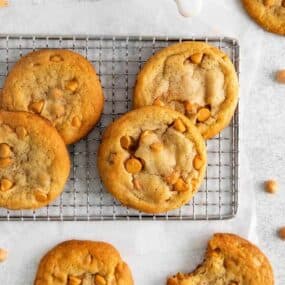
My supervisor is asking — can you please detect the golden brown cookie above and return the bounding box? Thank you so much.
[0,111,70,210]
[0,49,104,144]
[242,0,285,35]
[167,233,274,285]
[134,42,239,139]
[98,106,207,213]
[34,240,134,285]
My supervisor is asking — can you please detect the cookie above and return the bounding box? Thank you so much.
[97,106,207,213]
[0,111,70,210]
[134,42,239,139]
[242,0,285,35]
[0,49,104,144]
[34,240,134,285]
[167,233,274,285]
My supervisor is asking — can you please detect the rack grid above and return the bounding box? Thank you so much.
[0,35,239,221]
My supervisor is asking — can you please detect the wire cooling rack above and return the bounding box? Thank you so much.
[0,35,239,221]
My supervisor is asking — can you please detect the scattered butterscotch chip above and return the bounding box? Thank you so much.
[150,142,163,152]
[0,248,7,262]
[120,136,133,150]
[264,179,278,194]
[29,100,44,114]
[190,53,203,64]
[65,79,79,92]
[50,55,63,62]
[173,178,188,192]
[0,143,11,158]
[0,178,13,192]
[193,155,203,170]
[153,98,165,107]
[94,274,106,285]
[197,107,211,122]
[125,158,142,174]
[278,227,285,240]
[276,70,285,84]
[15,126,27,139]
[35,190,48,202]
[0,158,12,168]
[173,118,186,133]
[165,171,180,185]
[68,276,81,285]
[71,116,81,128]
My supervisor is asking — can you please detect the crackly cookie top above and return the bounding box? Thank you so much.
[34,240,134,285]
[242,0,285,35]
[0,49,104,144]
[0,111,70,210]
[98,106,207,213]
[167,233,274,285]
[134,42,239,139]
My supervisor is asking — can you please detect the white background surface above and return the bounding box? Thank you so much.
[0,0,284,284]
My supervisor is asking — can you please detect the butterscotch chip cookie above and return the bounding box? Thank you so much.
[34,240,134,285]
[0,49,104,144]
[0,111,70,210]
[97,106,207,213]
[133,42,239,139]
[167,233,274,285]
[242,0,285,35]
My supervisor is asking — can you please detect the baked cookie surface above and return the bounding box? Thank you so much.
[167,233,274,285]
[34,240,134,285]
[0,111,70,210]
[98,106,207,213]
[242,0,285,35]
[0,49,104,144]
[134,42,239,139]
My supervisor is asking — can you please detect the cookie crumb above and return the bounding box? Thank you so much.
[0,248,8,262]
[276,70,285,83]
[264,179,278,194]
[278,227,285,240]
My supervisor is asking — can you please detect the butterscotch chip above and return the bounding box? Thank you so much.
[190,53,203,64]
[173,118,186,133]
[72,116,81,128]
[278,227,285,240]
[153,98,165,107]
[98,106,207,213]
[0,157,12,168]
[0,178,13,192]
[15,126,27,139]
[0,143,11,158]
[29,100,44,114]
[120,136,133,150]
[34,240,134,285]
[150,142,163,152]
[94,274,106,285]
[68,276,81,285]
[0,49,104,144]
[125,158,142,174]
[0,248,8,262]
[167,233,274,285]
[276,70,285,84]
[264,179,278,194]
[197,107,211,122]
[134,42,239,139]
[65,79,79,92]
[193,155,204,170]
[242,0,285,35]
[0,111,70,210]
[173,178,188,192]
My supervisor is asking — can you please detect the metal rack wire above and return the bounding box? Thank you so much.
[0,35,239,221]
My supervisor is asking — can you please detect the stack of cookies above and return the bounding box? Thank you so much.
[0,49,104,210]
[0,41,238,213]
[98,41,239,214]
